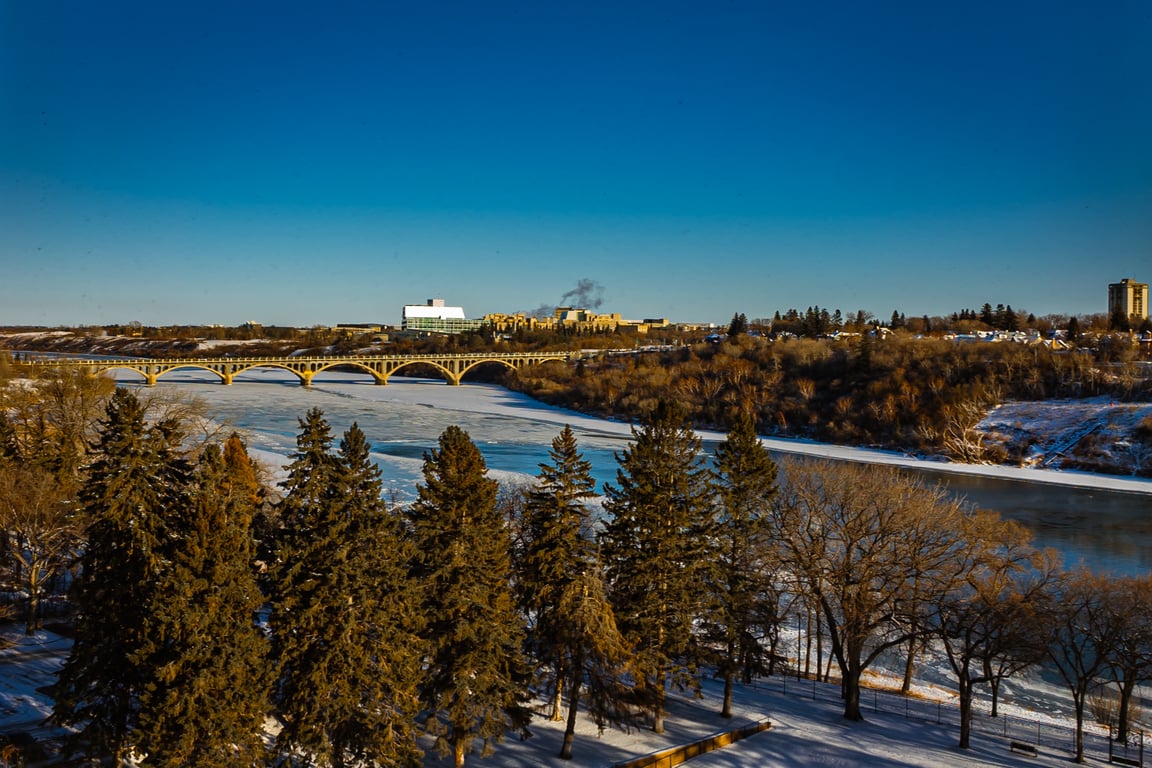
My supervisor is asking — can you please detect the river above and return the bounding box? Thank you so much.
[112,367,1152,577]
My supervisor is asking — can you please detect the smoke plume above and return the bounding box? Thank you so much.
[560,278,605,310]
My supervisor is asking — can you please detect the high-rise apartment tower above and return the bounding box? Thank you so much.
[1108,278,1149,321]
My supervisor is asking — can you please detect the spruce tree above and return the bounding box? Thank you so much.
[273,416,425,767]
[53,387,189,762]
[521,426,599,686]
[980,303,995,326]
[408,425,531,768]
[599,401,714,733]
[519,425,635,760]
[132,436,270,767]
[1005,304,1019,331]
[707,414,780,718]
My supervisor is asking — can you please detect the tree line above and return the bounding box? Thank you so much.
[511,332,1152,475]
[3,369,1152,765]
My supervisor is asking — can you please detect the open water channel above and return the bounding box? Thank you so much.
[112,367,1152,577]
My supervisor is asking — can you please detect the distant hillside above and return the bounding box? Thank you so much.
[506,334,1152,477]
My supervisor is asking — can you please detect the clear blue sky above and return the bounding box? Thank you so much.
[2,1,1149,327]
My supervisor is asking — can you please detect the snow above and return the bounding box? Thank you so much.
[1,626,1134,767]
[8,342,1150,494]
[3,373,1149,764]
[303,377,1152,495]
[190,338,275,349]
[979,397,1152,471]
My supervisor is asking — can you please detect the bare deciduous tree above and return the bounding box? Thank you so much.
[1043,567,1123,763]
[769,458,971,721]
[1103,574,1152,743]
[0,461,82,633]
[930,515,1056,748]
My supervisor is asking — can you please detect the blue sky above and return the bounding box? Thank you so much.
[2,1,1149,327]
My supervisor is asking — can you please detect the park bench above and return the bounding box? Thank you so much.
[1010,740,1038,757]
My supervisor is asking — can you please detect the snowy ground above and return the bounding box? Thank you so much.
[0,625,1137,767]
[979,397,1152,475]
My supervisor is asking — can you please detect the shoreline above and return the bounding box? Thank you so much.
[314,378,1152,496]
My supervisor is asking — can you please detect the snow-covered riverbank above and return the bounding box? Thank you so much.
[317,377,1152,495]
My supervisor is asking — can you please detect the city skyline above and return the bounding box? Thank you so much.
[2,1,1149,327]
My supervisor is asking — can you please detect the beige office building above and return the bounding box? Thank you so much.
[1108,278,1149,321]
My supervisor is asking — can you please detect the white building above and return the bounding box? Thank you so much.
[401,299,483,334]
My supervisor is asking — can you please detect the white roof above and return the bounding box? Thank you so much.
[403,305,466,320]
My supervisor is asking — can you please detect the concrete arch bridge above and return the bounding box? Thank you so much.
[22,351,579,387]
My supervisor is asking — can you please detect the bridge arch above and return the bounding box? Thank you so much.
[382,359,459,386]
[157,363,232,385]
[90,363,155,386]
[226,362,313,386]
[454,357,529,382]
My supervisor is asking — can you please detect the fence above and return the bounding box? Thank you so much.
[761,671,1137,765]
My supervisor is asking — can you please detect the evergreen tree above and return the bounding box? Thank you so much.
[132,437,270,767]
[53,388,189,762]
[980,303,994,326]
[1110,307,1131,332]
[1067,316,1082,343]
[599,401,714,733]
[408,426,530,768]
[273,416,425,767]
[994,303,1007,329]
[727,312,748,336]
[1004,305,1019,332]
[329,423,424,767]
[275,407,339,542]
[520,426,597,710]
[706,414,780,718]
[519,425,635,760]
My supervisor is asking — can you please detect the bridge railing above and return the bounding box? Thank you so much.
[16,351,576,365]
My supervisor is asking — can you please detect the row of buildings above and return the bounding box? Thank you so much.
[399,298,677,336]
[339,281,1149,341]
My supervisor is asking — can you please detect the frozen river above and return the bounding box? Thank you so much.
[113,367,1152,576]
